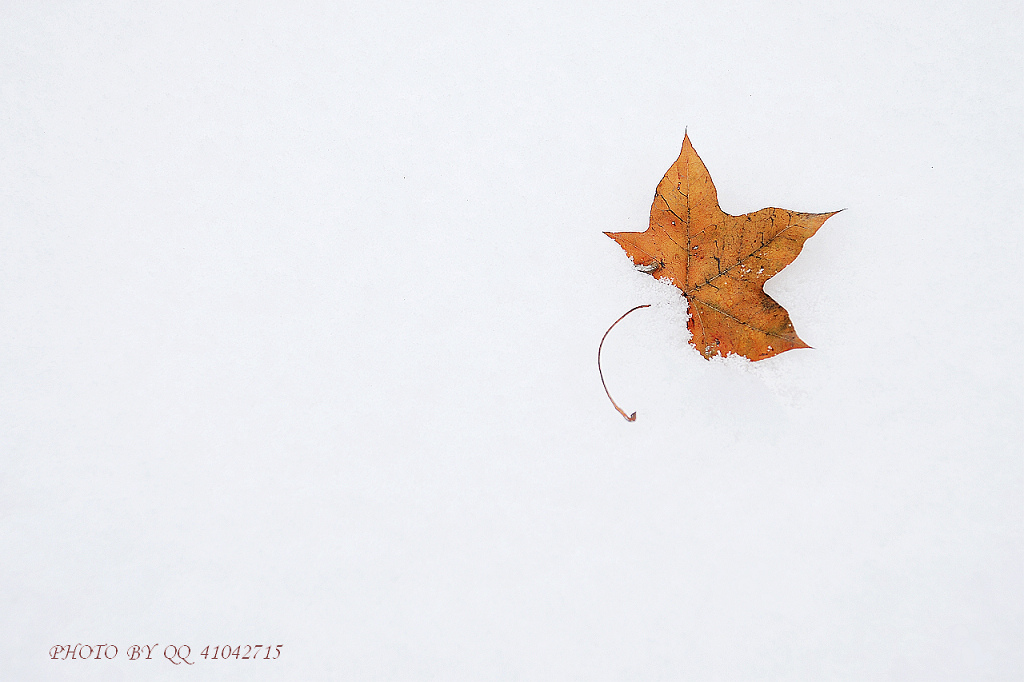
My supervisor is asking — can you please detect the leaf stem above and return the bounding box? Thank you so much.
[598,304,651,422]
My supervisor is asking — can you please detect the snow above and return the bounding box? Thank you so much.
[1,1,1021,679]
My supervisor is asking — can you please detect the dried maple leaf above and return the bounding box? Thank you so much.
[606,134,838,360]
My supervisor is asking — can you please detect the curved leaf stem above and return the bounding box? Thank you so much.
[598,304,651,422]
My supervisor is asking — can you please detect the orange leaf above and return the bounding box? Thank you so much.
[606,134,838,360]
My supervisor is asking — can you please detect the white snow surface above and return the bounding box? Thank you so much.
[1,1,1021,680]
